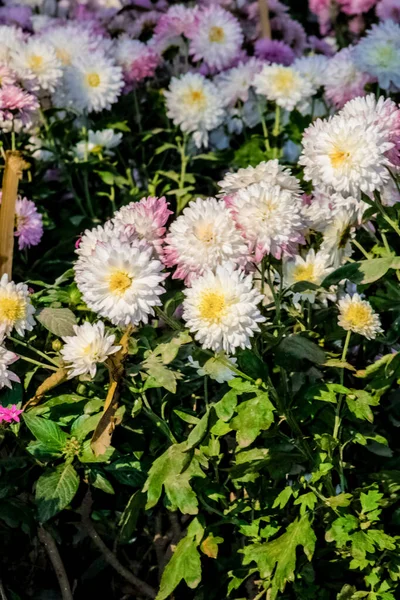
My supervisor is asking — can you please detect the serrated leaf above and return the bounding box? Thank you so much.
[36,307,77,337]
[23,414,68,450]
[242,515,316,600]
[156,518,204,600]
[325,493,353,509]
[215,390,238,422]
[294,492,317,515]
[35,463,79,522]
[272,487,293,510]
[231,391,275,447]
[360,490,383,513]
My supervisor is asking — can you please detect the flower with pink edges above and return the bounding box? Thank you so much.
[0,65,16,87]
[15,197,44,250]
[114,37,160,86]
[112,196,172,257]
[309,0,335,34]
[337,0,377,14]
[151,4,199,53]
[0,84,39,129]
[376,0,400,21]
[254,38,295,65]
[0,405,23,423]
[324,47,371,109]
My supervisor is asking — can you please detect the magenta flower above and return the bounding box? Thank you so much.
[0,405,23,424]
[0,84,39,128]
[254,38,295,65]
[337,0,376,15]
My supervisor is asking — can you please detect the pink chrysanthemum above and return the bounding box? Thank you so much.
[337,0,376,15]
[309,0,335,34]
[0,404,22,423]
[152,4,199,52]
[0,65,16,87]
[0,84,39,128]
[254,38,295,65]
[114,38,160,85]
[376,0,400,21]
[15,197,44,250]
[112,196,172,257]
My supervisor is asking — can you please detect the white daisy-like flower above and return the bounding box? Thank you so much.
[11,38,62,92]
[293,54,329,89]
[0,26,25,65]
[74,129,123,160]
[215,58,262,107]
[182,263,265,354]
[254,64,315,111]
[40,24,94,67]
[61,321,121,379]
[163,197,249,283]
[0,345,20,390]
[188,352,237,383]
[218,159,302,197]
[55,51,123,114]
[0,274,35,337]
[353,20,400,91]
[74,239,166,327]
[301,190,334,232]
[299,113,394,196]
[320,211,356,268]
[26,134,53,161]
[228,182,305,262]
[188,6,243,71]
[324,47,370,109]
[284,249,333,303]
[338,293,382,339]
[75,222,115,259]
[381,177,400,207]
[164,72,225,148]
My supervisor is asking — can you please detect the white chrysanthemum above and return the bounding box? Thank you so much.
[74,239,166,327]
[55,51,123,114]
[164,72,225,148]
[354,20,400,90]
[228,183,304,261]
[188,6,243,71]
[323,47,370,109]
[0,26,25,65]
[61,321,120,379]
[182,264,265,354]
[75,222,115,259]
[0,274,35,337]
[74,129,123,160]
[26,135,53,161]
[381,177,400,207]
[338,294,382,339]
[299,113,393,196]
[40,24,94,67]
[164,197,248,283]
[301,190,334,232]
[218,159,302,197]
[284,249,333,303]
[215,58,261,106]
[11,38,62,92]
[293,54,329,89]
[0,345,20,390]
[320,211,355,268]
[188,352,237,383]
[254,64,315,111]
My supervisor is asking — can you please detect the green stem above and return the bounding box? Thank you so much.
[9,336,60,367]
[258,104,270,153]
[273,104,281,137]
[352,238,371,260]
[141,393,177,444]
[373,191,400,237]
[204,375,209,408]
[11,130,16,152]
[332,330,351,491]
[82,169,96,220]
[381,232,391,254]
[18,354,58,371]
[133,88,142,133]
[177,136,189,214]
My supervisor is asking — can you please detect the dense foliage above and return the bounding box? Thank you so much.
[0,1,400,599]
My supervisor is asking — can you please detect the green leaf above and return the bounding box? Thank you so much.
[325,515,359,546]
[186,410,210,449]
[231,391,275,447]
[23,414,68,450]
[275,335,326,367]
[36,307,77,336]
[324,493,353,509]
[156,518,204,600]
[87,468,115,494]
[105,457,146,487]
[35,463,79,522]
[200,533,223,558]
[153,331,192,364]
[78,439,115,463]
[345,390,378,423]
[294,492,317,515]
[26,441,63,461]
[242,515,316,600]
[360,490,383,514]
[215,390,238,422]
[143,355,183,393]
[118,491,146,544]
[71,413,102,441]
[272,487,293,510]
[305,383,349,404]
[322,257,395,287]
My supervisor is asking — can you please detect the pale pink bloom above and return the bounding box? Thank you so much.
[0,65,16,87]
[337,0,376,14]
[114,38,160,86]
[152,4,199,52]
[0,84,39,127]
[324,48,371,109]
[376,0,400,21]
[0,404,22,423]
[112,196,172,257]
[348,15,365,34]
[309,0,335,34]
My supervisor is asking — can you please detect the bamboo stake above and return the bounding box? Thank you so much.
[258,0,271,39]
[0,151,28,278]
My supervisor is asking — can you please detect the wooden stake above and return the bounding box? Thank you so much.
[0,151,28,278]
[258,0,271,39]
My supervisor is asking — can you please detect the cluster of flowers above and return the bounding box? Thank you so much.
[310,0,400,35]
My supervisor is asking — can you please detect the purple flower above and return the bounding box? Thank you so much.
[0,405,22,424]
[15,197,44,250]
[254,38,295,65]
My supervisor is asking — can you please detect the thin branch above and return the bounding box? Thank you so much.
[80,491,156,599]
[37,526,73,600]
[258,0,271,38]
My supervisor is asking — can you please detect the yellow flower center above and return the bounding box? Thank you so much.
[28,55,44,71]
[273,68,295,94]
[86,72,101,88]
[292,263,316,283]
[374,44,396,67]
[329,147,350,168]
[108,271,132,296]
[184,89,206,108]
[199,291,226,323]
[343,303,373,329]
[194,223,215,243]
[91,144,103,154]
[209,26,225,43]
[56,48,71,66]
[0,296,26,323]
